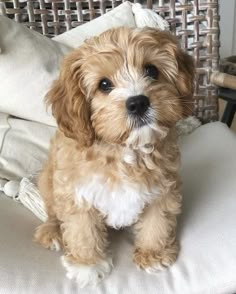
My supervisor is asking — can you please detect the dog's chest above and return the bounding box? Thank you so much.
[75,175,159,229]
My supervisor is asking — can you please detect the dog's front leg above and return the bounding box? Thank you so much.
[133,191,181,273]
[61,207,112,287]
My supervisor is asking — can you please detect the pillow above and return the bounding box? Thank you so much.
[0,113,55,181]
[0,16,69,126]
[0,3,136,126]
[53,2,136,48]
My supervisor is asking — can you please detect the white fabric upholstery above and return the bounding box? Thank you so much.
[0,16,69,126]
[0,113,55,180]
[0,122,236,294]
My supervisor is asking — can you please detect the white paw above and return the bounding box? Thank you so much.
[145,263,166,275]
[49,238,61,252]
[61,256,113,288]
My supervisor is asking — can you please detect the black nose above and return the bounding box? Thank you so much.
[126,95,150,116]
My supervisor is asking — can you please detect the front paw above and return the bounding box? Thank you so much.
[34,222,62,252]
[133,242,179,274]
[61,256,113,288]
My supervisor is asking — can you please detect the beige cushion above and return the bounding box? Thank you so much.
[0,122,236,293]
[53,2,136,48]
[0,16,69,126]
[0,113,55,180]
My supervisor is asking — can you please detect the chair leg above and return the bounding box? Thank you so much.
[221,102,236,127]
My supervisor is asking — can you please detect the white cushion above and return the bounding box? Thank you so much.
[0,122,236,293]
[53,2,136,48]
[0,16,70,126]
[0,113,55,180]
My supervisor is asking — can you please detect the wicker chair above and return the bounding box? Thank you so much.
[0,0,220,123]
[2,2,236,293]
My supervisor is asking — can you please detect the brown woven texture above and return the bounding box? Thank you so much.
[0,0,220,122]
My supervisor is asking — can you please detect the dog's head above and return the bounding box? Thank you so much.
[46,27,195,148]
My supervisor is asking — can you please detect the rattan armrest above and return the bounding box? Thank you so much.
[211,72,236,91]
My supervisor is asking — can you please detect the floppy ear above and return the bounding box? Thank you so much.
[141,28,195,118]
[176,48,195,117]
[46,51,94,147]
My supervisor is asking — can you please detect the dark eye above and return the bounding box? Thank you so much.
[98,78,113,93]
[144,64,159,80]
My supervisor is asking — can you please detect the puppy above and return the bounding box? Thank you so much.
[34,27,195,287]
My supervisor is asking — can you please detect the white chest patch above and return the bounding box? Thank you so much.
[75,176,159,229]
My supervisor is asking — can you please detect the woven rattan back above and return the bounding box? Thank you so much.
[0,0,220,122]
